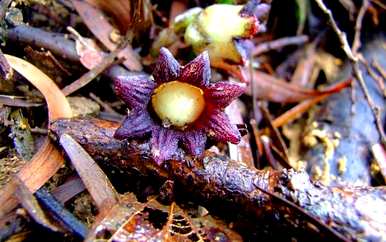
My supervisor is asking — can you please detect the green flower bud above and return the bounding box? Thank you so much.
[174,3,261,64]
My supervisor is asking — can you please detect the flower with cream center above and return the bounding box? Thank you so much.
[113,48,245,164]
[151,81,205,128]
[173,2,269,64]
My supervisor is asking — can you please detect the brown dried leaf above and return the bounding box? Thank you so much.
[74,37,106,70]
[250,70,350,103]
[0,55,72,219]
[290,43,317,87]
[59,134,119,212]
[4,55,72,120]
[71,0,142,71]
[86,0,153,34]
[86,194,242,242]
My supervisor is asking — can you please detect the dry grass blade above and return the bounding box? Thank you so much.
[59,134,119,212]
[0,95,42,107]
[0,55,72,219]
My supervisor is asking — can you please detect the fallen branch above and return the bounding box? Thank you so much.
[50,118,386,241]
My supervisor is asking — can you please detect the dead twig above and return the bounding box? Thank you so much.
[61,31,133,96]
[358,55,385,96]
[253,35,309,56]
[372,59,386,79]
[7,25,79,61]
[352,0,369,55]
[6,25,134,82]
[52,177,85,204]
[314,0,386,146]
[0,95,42,107]
[89,93,120,115]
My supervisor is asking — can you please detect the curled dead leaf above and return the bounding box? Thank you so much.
[0,55,72,219]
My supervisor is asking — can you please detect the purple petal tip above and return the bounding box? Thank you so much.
[180,51,211,87]
[206,81,246,108]
[207,110,241,144]
[153,48,181,83]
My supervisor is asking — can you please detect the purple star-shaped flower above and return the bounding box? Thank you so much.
[114,48,245,164]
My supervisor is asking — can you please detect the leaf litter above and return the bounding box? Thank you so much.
[0,0,385,241]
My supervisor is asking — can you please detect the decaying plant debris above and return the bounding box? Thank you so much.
[0,0,385,241]
[49,117,386,241]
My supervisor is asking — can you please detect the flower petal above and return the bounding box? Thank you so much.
[207,110,240,144]
[180,51,211,87]
[114,74,155,109]
[114,110,153,139]
[182,129,207,156]
[153,47,181,83]
[205,81,246,108]
[151,126,180,164]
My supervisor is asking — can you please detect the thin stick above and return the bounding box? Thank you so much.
[89,92,119,115]
[372,59,386,79]
[359,55,385,95]
[61,31,133,96]
[371,0,386,10]
[352,0,369,55]
[314,0,386,146]
[253,35,309,56]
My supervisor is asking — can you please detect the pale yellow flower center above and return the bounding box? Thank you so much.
[151,81,205,128]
